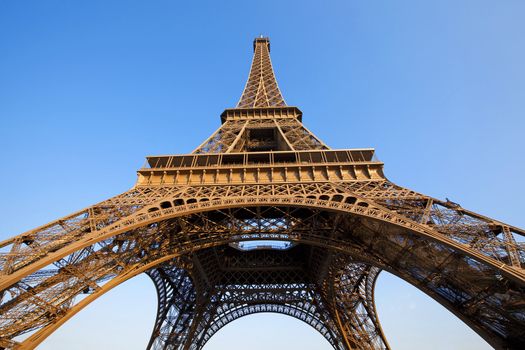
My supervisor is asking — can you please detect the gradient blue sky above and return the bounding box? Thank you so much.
[1,1,524,349]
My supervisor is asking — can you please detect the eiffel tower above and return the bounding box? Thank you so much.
[1,37,524,350]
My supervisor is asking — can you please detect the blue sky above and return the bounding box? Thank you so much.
[1,1,524,349]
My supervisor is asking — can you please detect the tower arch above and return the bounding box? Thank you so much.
[1,201,523,349]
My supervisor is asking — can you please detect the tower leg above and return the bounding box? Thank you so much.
[146,265,196,350]
[326,261,390,350]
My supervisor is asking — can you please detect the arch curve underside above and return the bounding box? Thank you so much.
[0,182,524,349]
[145,254,386,350]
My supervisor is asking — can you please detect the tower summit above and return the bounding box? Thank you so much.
[0,38,524,350]
[237,37,286,108]
[194,37,328,154]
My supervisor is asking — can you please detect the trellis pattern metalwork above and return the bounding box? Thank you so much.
[237,37,286,108]
[0,37,524,350]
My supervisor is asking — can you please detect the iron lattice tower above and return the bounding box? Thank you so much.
[1,37,524,350]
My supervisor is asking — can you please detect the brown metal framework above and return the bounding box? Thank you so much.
[1,37,524,350]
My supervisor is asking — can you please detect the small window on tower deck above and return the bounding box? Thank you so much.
[245,127,291,152]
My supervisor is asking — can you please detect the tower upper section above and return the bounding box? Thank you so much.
[236,37,287,108]
[137,38,383,185]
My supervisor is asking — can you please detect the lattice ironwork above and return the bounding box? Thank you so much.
[237,37,286,108]
[1,37,524,350]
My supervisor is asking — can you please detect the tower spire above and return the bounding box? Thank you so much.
[237,37,287,108]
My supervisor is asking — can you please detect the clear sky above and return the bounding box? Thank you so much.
[1,1,524,349]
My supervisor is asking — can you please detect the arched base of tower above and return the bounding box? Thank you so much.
[145,247,390,350]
